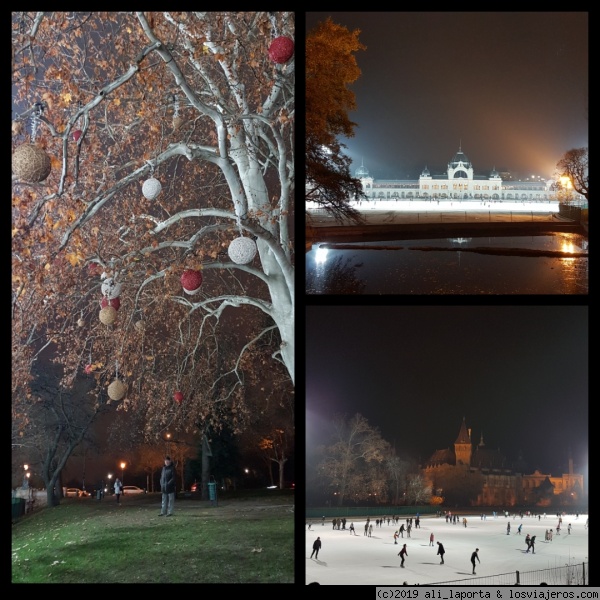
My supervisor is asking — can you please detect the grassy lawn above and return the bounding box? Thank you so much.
[12,489,294,583]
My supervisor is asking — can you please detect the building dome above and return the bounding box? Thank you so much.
[355,160,369,178]
[448,149,471,169]
[421,166,431,177]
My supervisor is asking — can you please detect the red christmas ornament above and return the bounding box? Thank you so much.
[84,364,93,375]
[88,262,100,275]
[268,36,294,64]
[100,296,121,311]
[73,130,82,142]
[174,391,184,404]
[181,269,203,294]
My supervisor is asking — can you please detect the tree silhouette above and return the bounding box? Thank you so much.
[557,147,588,201]
[306,17,365,220]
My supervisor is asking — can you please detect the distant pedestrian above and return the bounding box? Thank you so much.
[517,524,522,535]
[525,533,531,552]
[364,522,368,536]
[430,533,435,546]
[568,523,572,535]
[394,531,399,544]
[407,523,412,538]
[398,543,408,568]
[307,522,312,530]
[368,523,373,537]
[471,548,480,574]
[463,517,467,528]
[507,522,511,535]
[349,522,356,535]
[310,537,321,559]
[437,541,445,564]
[322,515,325,526]
[399,524,405,538]
[113,477,123,504]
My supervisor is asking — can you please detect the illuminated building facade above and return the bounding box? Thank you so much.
[422,418,584,507]
[355,147,567,202]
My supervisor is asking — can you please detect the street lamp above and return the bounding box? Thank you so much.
[23,464,30,489]
[165,433,171,455]
[120,462,126,486]
[107,473,112,493]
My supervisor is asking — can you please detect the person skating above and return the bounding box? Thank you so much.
[349,522,356,535]
[525,533,531,552]
[398,543,408,568]
[310,536,321,559]
[507,522,511,535]
[437,541,445,564]
[429,533,435,547]
[470,548,480,574]
[529,535,536,554]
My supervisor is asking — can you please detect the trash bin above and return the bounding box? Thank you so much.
[208,482,217,503]
[12,497,25,519]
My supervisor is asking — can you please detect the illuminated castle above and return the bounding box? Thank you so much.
[422,418,584,507]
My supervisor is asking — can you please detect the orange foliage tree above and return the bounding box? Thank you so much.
[12,13,295,459]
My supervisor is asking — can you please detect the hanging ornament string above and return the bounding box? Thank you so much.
[268,12,279,38]
[30,102,43,142]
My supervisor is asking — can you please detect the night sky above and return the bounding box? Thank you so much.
[306,306,588,479]
[306,12,588,180]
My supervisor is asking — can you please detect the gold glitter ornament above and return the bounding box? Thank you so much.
[12,144,51,182]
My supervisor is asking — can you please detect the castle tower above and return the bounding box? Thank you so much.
[454,417,472,467]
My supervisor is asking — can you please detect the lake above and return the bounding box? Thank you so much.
[305,232,588,295]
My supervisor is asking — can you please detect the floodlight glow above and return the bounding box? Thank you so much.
[315,246,329,265]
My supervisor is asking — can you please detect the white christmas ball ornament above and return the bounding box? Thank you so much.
[142,177,162,200]
[228,236,257,264]
[101,278,122,299]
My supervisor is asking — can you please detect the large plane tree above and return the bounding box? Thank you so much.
[12,12,295,479]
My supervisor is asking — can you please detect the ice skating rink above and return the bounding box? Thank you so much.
[305,513,588,586]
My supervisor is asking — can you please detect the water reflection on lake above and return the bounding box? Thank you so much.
[305,233,588,295]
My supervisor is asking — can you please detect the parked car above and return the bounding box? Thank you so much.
[65,488,83,497]
[121,485,144,494]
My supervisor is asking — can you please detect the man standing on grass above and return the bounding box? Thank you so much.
[159,456,176,517]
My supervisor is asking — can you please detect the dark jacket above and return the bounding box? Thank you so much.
[160,461,176,494]
[313,538,321,551]
[437,543,445,555]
